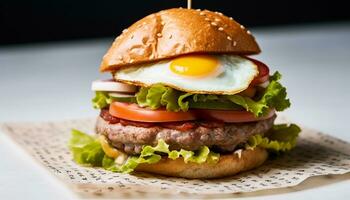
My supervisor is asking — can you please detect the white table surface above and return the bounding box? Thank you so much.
[0,22,349,199]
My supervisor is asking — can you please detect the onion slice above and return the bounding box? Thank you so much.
[257,81,270,88]
[108,92,135,98]
[91,80,137,93]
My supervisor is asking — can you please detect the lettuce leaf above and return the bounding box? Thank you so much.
[134,71,290,117]
[92,91,112,109]
[224,73,289,117]
[69,129,105,166]
[69,130,219,173]
[136,84,185,111]
[259,72,291,112]
[247,123,301,151]
[135,85,239,112]
[225,95,267,116]
[107,140,220,173]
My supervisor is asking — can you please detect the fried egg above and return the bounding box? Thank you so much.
[114,55,258,95]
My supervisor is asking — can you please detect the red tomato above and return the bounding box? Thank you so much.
[110,102,274,123]
[247,57,270,85]
[109,102,196,122]
[194,109,275,123]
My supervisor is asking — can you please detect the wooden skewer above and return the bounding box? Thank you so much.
[187,0,192,9]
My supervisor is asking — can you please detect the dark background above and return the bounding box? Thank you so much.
[1,0,349,45]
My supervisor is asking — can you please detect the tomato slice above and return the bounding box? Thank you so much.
[109,102,196,122]
[247,57,270,85]
[110,102,274,123]
[194,109,275,123]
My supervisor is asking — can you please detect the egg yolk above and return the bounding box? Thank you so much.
[170,55,219,77]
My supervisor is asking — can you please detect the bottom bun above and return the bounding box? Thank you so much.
[135,147,268,179]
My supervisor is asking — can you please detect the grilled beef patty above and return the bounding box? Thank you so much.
[96,109,276,155]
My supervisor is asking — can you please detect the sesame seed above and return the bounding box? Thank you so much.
[215,18,220,22]
[137,24,142,28]
[118,55,122,60]
[200,12,205,16]
[142,22,147,25]
[240,25,245,29]
[205,18,210,21]
[131,35,134,39]
[169,35,173,39]
[161,21,165,26]
[227,36,232,41]
[218,27,224,31]
[149,54,154,59]
[233,41,237,46]
[229,17,233,20]
[122,29,128,33]
[130,59,134,63]
[211,22,218,26]
[196,9,201,11]
[157,33,162,37]
[215,11,223,16]
[247,30,251,35]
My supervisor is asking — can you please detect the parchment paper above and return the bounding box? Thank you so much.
[1,116,350,197]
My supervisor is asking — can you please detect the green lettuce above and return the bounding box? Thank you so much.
[247,123,301,151]
[135,84,238,112]
[105,139,220,173]
[69,129,105,166]
[225,72,290,117]
[92,91,112,109]
[69,130,219,173]
[134,71,290,117]
[136,84,186,111]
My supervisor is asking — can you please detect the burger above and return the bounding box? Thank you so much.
[69,8,301,179]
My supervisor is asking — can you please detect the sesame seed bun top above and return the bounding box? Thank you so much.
[100,8,261,72]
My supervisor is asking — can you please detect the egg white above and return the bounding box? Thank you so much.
[114,55,258,95]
